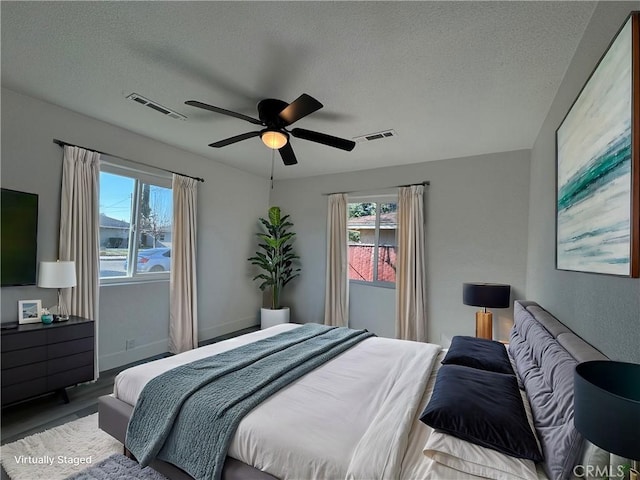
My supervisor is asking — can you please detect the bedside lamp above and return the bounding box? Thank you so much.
[574,361,640,480]
[38,261,76,321]
[462,283,510,339]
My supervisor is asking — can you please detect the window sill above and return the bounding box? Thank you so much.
[100,275,169,287]
[349,280,396,290]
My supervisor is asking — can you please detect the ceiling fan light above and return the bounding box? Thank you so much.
[261,130,288,150]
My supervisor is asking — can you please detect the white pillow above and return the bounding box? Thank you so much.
[423,429,539,480]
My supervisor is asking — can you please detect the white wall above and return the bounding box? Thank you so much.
[0,88,270,370]
[527,2,640,363]
[269,149,530,343]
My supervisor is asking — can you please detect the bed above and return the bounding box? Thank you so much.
[98,300,610,480]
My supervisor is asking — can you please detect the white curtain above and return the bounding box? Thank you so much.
[324,193,349,327]
[395,185,427,342]
[59,145,101,378]
[169,174,199,354]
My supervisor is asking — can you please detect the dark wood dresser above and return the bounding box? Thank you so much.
[1,316,94,406]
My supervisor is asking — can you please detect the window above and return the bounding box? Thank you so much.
[348,199,397,286]
[99,160,172,282]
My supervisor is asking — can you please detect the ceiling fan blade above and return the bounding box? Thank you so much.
[290,128,356,151]
[185,100,263,125]
[279,142,298,166]
[208,131,261,148]
[278,94,323,126]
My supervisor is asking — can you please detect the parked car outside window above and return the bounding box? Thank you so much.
[124,247,171,273]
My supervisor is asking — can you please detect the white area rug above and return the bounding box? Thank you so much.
[1,413,122,480]
[66,453,168,480]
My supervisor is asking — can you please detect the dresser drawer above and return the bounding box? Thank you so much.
[1,330,47,352]
[2,378,47,405]
[48,365,93,391]
[47,322,94,344]
[1,346,47,369]
[47,337,94,360]
[1,361,48,387]
[1,316,94,406]
[47,351,93,375]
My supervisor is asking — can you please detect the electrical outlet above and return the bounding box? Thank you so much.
[126,339,135,350]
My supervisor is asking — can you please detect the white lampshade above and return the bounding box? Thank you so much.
[38,261,77,288]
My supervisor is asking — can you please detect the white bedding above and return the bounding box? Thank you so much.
[114,325,548,479]
[423,430,546,480]
[116,324,440,478]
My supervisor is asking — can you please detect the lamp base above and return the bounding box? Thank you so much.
[55,289,70,322]
[475,311,493,339]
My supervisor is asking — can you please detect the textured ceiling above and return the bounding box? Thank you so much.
[1,1,597,179]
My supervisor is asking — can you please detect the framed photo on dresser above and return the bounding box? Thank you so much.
[18,299,42,324]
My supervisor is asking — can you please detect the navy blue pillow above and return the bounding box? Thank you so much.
[442,335,514,375]
[420,364,542,462]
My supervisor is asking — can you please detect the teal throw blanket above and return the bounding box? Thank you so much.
[126,323,374,480]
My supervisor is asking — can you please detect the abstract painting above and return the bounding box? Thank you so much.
[556,13,639,277]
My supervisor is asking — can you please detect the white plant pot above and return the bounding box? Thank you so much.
[261,307,290,329]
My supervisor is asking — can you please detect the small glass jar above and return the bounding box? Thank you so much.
[41,313,54,324]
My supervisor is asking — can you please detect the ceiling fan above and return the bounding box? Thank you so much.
[185,94,356,166]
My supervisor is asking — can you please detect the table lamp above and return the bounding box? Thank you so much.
[574,361,640,480]
[462,282,510,339]
[38,260,76,321]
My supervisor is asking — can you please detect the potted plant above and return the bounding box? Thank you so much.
[248,206,301,328]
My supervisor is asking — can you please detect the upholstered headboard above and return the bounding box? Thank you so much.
[509,301,608,480]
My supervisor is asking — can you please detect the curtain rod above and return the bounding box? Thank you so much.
[52,139,205,183]
[323,181,430,196]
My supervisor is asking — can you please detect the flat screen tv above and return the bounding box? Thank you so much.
[1,188,38,287]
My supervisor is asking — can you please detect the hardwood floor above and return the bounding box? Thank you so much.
[0,326,258,480]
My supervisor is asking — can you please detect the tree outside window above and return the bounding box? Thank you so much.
[139,183,172,250]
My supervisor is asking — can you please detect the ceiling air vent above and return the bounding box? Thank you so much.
[126,93,187,120]
[353,129,397,143]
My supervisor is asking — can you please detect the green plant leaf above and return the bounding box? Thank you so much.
[268,206,281,226]
[249,206,301,307]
